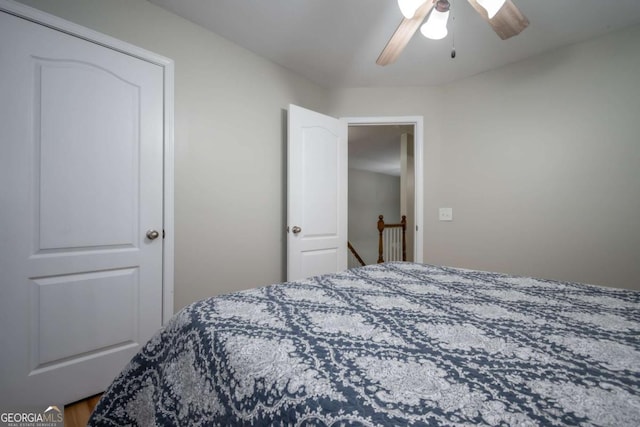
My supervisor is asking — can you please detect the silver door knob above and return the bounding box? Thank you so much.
[146,229,160,240]
[291,226,302,234]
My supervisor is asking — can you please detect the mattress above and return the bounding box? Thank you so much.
[88,262,640,426]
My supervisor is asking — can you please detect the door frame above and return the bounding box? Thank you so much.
[343,116,424,263]
[1,0,175,323]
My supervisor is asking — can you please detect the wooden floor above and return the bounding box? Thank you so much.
[64,394,102,427]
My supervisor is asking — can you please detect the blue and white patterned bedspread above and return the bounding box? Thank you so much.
[89,262,640,426]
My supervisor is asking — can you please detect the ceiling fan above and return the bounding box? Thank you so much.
[377,0,529,65]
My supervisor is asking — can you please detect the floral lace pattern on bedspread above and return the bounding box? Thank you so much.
[89,262,640,426]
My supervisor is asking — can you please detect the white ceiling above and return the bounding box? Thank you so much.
[349,125,414,176]
[147,1,640,175]
[148,0,640,89]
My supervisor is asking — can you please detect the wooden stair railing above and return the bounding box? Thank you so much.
[377,214,407,263]
[347,241,366,267]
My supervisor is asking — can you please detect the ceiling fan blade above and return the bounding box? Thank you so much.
[376,1,435,66]
[467,0,529,40]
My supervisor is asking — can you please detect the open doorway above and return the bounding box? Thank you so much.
[345,116,424,267]
[285,106,423,279]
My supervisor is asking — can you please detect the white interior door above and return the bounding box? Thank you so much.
[0,9,164,406]
[287,105,347,281]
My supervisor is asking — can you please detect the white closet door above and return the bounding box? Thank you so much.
[0,9,164,406]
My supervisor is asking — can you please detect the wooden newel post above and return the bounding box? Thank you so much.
[377,215,385,263]
[401,215,407,262]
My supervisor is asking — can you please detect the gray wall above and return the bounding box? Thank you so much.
[15,0,331,310]
[348,169,401,265]
[400,133,415,262]
[330,24,640,290]
[17,0,640,298]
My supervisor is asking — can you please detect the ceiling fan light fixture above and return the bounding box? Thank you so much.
[397,0,425,19]
[420,0,450,40]
[477,0,506,19]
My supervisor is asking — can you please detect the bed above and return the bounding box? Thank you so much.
[88,262,640,426]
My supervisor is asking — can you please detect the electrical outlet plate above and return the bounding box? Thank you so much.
[439,207,453,221]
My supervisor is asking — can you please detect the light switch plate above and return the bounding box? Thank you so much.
[439,207,453,221]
